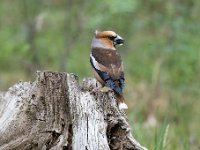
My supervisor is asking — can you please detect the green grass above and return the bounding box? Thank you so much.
[127,82,200,150]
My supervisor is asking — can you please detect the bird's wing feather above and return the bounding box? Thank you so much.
[91,48,123,78]
[90,47,125,94]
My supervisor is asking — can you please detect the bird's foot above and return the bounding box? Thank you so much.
[100,86,112,93]
[90,86,112,93]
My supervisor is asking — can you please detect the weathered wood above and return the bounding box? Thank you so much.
[0,71,147,150]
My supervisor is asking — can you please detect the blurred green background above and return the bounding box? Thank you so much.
[0,0,199,149]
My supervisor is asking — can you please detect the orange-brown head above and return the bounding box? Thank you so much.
[91,30,124,50]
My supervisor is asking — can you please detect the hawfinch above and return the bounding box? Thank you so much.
[90,30,128,110]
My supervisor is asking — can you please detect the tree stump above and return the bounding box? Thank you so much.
[0,71,147,150]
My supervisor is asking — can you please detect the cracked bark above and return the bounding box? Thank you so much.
[0,71,147,150]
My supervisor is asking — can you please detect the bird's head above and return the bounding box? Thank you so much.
[92,30,124,50]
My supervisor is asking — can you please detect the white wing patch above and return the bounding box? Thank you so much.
[90,54,100,70]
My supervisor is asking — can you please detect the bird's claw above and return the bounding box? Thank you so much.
[100,86,112,93]
[90,86,112,93]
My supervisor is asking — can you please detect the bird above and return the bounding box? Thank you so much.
[90,30,128,110]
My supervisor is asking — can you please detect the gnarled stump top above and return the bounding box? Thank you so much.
[0,71,147,150]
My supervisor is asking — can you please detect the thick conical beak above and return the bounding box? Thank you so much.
[113,35,124,46]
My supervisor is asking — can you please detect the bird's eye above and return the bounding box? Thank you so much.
[108,35,117,40]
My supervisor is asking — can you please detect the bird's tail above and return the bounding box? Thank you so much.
[115,93,128,110]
